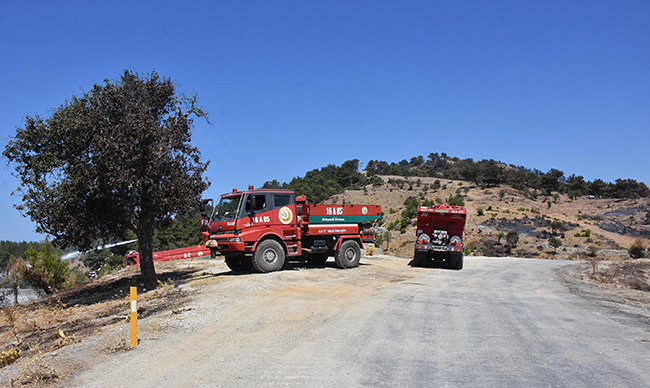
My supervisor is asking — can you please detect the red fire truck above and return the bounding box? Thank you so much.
[412,204,467,270]
[202,187,381,273]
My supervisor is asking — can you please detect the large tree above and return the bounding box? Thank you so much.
[3,70,210,290]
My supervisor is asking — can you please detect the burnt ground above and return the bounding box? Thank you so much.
[561,258,650,307]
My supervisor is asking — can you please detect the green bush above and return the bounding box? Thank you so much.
[22,240,69,294]
[447,194,465,207]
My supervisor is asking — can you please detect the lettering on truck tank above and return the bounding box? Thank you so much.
[322,217,346,222]
[326,207,344,216]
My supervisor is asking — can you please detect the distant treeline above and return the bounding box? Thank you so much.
[0,240,43,269]
[365,153,649,199]
[262,159,369,203]
[262,154,648,203]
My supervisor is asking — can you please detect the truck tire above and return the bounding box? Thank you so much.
[411,251,426,267]
[335,240,361,269]
[225,255,253,272]
[449,253,464,270]
[305,252,328,265]
[253,240,286,273]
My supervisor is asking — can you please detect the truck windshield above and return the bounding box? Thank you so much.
[211,194,242,222]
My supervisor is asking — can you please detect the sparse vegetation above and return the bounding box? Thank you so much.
[18,348,59,384]
[548,237,562,253]
[102,332,133,354]
[0,347,19,367]
[629,239,646,259]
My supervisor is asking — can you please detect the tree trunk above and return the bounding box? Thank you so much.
[138,214,158,290]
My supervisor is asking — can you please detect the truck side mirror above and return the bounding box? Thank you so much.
[296,205,302,216]
[200,199,211,216]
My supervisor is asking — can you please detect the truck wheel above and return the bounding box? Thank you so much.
[411,251,426,267]
[449,253,464,270]
[335,240,361,269]
[305,252,328,265]
[225,255,253,272]
[253,240,286,273]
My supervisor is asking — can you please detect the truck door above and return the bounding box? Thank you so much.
[239,192,271,241]
[270,193,300,255]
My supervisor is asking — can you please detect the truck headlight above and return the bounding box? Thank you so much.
[228,237,241,242]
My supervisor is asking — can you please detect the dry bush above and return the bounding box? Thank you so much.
[101,332,132,354]
[589,259,599,277]
[171,307,194,315]
[0,347,20,367]
[366,245,376,256]
[2,305,23,346]
[18,348,58,385]
[52,329,77,350]
[629,239,647,259]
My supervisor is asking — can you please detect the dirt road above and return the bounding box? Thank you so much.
[49,256,650,387]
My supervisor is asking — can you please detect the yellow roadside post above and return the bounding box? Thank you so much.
[130,287,138,347]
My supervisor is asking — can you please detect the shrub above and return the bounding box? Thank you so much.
[573,229,591,238]
[477,208,484,216]
[588,246,598,257]
[0,348,19,367]
[447,194,465,207]
[21,240,69,294]
[506,231,519,248]
[548,236,562,253]
[375,234,384,247]
[628,239,646,259]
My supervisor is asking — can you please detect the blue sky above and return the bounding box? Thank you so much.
[1,1,649,242]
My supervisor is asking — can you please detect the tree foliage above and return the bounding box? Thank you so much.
[548,236,563,253]
[506,231,519,248]
[262,159,367,203]
[364,154,648,199]
[3,70,210,289]
[0,240,42,270]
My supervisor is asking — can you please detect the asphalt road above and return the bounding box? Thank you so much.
[59,256,650,387]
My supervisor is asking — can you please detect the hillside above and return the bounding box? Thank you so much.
[324,175,650,260]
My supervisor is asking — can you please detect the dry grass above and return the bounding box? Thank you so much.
[589,259,599,276]
[0,260,213,384]
[0,348,19,367]
[16,346,58,386]
[101,332,132,354]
